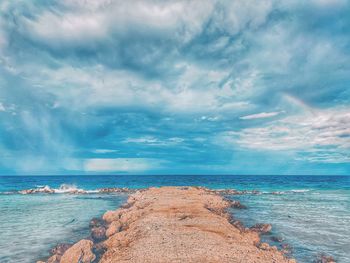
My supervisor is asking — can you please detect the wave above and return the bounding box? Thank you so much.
[216,188,313,196]
[0,184,132,195]
[290,189,310,193]
[261,189,312,195]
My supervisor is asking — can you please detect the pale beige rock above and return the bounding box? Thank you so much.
[98,187,296,263]
[103,210,121,223]
[60,239,95,263]
[106,220,122,237]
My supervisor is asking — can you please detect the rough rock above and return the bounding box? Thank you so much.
[106,220,122,237]
[98,187,295,263]
[102,210,121,223]
[60,239,95,263]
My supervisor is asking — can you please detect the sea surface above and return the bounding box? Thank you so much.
[0,175,349,263]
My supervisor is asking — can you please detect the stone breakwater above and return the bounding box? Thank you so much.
[37,186,299,263]
[6,185,263,195]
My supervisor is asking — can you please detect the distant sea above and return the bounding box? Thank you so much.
[0,175,349,263]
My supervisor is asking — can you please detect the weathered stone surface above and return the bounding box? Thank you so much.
[46,254,59,263]
[98,187,295,263]
[60,239,95,263]
[102,210,121,223]
[106,220,122,237]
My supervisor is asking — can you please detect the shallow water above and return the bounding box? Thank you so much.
[228,189,350,262]
[0,175,349,263]
[0,193,126,263]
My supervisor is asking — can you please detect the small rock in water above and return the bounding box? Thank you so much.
[281,243,293,254]
[230,200,247,209]
[50,243,72,256]
[314,254,336,263]
[93,242,107,261]
[270,236,284,242]
[89,217,105,228]
[91,226,106,241]
[250,223,272,234]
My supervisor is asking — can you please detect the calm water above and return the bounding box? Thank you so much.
[0,175,349,263]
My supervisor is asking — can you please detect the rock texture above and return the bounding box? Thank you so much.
[40,187,297,263]
[99,187,295,263]
[60,239,95,263]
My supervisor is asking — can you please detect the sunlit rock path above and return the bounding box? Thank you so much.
[40,187,296,263]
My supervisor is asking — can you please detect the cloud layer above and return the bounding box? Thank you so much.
[0,0,349,174]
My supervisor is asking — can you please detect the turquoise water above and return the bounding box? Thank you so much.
[0,175,349,262]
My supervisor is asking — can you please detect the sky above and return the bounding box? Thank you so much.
[0,0,349,175]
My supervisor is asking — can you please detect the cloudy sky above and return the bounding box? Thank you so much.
[0,0,349,175]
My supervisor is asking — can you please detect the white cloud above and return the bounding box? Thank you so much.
[25,64,252,114]
[22,0,214,47]
[220,108,350,163]
[92,149,118,154]
[311,0,347,7]
[23,12,108,46]
[18,0,280,48]
[209,0,273,35]
[123,136,184,146]
[0,103,5,112]
[240,111,283,120]
[83,158,159,172]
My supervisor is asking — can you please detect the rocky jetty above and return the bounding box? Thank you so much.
[39,186,295,263]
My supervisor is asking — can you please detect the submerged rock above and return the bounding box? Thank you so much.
[60,239,95,263]
[314,254,336,263]
[89,217,105,228]
[19,186,55,194]
[250,223,272,234]
[50,243,72,257]
[230,200,247,209]
[98,187,131,193]
[93,242,107,261]
[281,243,293,254]
[270,236,284,242]
[91,226,106,241]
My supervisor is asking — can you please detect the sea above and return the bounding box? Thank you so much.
[0,175,349,263]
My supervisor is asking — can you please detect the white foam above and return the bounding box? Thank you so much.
[290,189,310,193]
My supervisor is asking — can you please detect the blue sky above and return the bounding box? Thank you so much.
[0,0,349,175]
